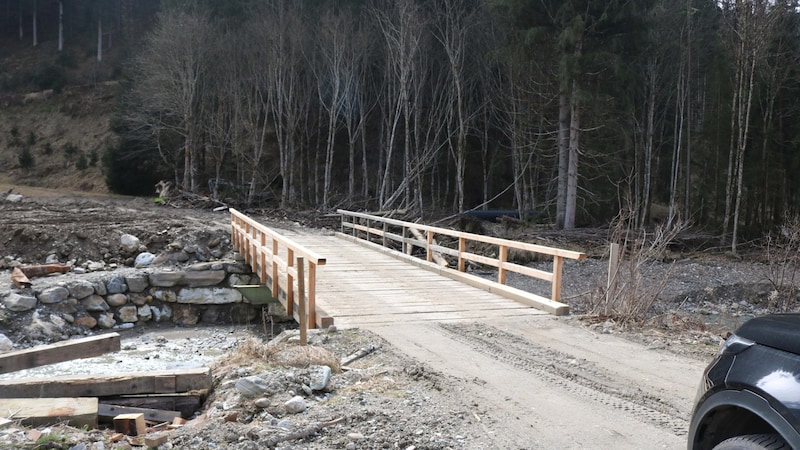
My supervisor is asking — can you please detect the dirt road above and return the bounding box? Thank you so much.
[368,316,704,449]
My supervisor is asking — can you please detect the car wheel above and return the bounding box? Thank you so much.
[713,434,791,450]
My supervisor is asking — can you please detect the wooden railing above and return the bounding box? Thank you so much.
[337,209,586,315]
[230,209,330,332]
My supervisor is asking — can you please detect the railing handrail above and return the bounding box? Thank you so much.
[230,209,327,266]
[337,209,586,313]
[229,209,329,330]
[338,209,584,260]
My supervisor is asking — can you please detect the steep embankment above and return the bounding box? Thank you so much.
[0,82,117,194]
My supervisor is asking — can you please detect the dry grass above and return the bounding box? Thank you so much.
[227,337,341,373]
[587,210,687,326]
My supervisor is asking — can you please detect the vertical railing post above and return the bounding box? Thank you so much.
[426,231,433,263]
[382,222,388,247]
[552,256,564,302]
[308,262,317,329]
[286,249,295,316]
[458,237,466,272]
[259,231,267,284]
[498,245,508,284]
[297,256,306,345]
[271,238,279,303]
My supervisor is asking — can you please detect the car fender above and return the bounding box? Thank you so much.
[688,389,800,450]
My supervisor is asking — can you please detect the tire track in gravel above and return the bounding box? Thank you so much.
[438,322,690,436]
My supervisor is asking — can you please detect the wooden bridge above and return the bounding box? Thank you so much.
[230,209,586,332]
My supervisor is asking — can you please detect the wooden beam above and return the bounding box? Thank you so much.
[0,333,121,374]
[0,397,98,428]
[101,392,206,419]
[99,403,180,424]
[0,367,211,398]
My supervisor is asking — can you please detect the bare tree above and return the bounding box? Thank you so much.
[721,0,776,253]
[127,8,213,192]
[313,6,355,209]
[433,0,482,213]
[372,0,426,211]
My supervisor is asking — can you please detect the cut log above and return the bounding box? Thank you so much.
[113,413,146,436]
[0,367,211,398]
[408,227,448,267]
[0,332,121,374]
[98,403,181,424]
[0,397,97,428]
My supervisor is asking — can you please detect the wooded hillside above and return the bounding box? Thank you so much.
[2,0,799,251]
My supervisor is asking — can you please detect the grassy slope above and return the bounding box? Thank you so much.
[0,83,115,194]
[0,35,120,195]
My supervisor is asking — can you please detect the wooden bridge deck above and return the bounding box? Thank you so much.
[290,232,547,327]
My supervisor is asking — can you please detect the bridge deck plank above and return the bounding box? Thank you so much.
[291,234,548,327]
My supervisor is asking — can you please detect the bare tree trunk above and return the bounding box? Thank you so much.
[32,0,37,47]
[668,62,685,229]
[58,0,63,52]
[564,78,580,230]
[97,16,103,62]
[556,92,569,228]
[18,0,23,40]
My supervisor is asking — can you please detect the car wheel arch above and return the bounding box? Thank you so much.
[689,390,799,450]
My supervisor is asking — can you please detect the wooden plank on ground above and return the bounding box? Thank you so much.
[99,403,180,424]
[0,367,211,398]
[101,392,206,419]
[0,397,98,428]
[0,333,121,374]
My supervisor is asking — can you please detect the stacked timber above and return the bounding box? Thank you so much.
[0,332,210,435]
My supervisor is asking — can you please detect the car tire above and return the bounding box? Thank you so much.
[712,434,791,450]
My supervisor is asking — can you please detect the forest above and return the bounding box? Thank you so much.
[2,0,800,251]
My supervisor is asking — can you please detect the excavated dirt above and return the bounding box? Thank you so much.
[0,188,792,449]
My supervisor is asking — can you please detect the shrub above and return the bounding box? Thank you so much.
[104,141,165,195]
[76,153,88,170]
[63,142,79,156]
[42,142,53,155]
[765,214,800,311]
[27,131,36,146]
[18,147,34,169]
[89,149,99,166]
[587,209,687,325]
[33,65,67,93]
[56,52,77,69]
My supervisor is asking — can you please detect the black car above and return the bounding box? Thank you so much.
[689,314,800,449]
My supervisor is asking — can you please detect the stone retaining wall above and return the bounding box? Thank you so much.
[2,260,284,330]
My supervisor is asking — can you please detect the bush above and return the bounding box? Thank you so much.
[587,209,687,325]
[42,142,53,155]
[76,153,88,170]
[18,147,34,169]
[27,131,36,146]
[63,142,79,156]
[33,65,67,93]
[104,141,165,195]
[765,215,800,311]
[56,52,77,69]
[89,149,99,166]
